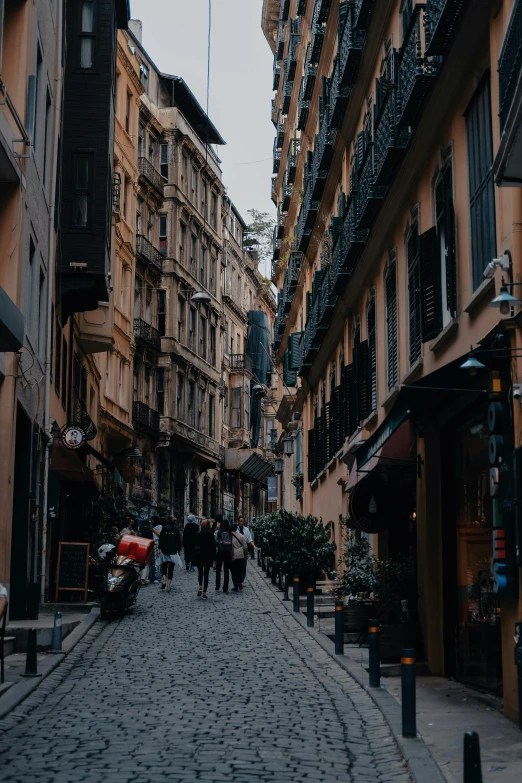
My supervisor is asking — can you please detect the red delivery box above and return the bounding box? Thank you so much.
[117,535,154,565]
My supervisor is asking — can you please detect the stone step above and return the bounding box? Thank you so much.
[6,619,82,652]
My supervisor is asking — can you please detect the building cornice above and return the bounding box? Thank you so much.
[117,41,145,97]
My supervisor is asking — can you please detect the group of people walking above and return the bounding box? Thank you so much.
[117,513,254,599]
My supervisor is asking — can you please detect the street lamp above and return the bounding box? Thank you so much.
[275,458,284,474]
[283,436,294,457]
[190,291,212,303]
[488,280,522,315]
[459,348,487,377]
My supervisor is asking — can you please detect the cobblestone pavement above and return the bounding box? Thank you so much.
[0,563,411,783]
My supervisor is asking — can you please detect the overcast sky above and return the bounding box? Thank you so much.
[130,0,276,229]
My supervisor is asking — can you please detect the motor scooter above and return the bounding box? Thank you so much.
[98,548,141,620]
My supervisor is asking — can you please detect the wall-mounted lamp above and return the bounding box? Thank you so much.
[488,279,522,315]
[459,347,487,376]
[283,436,294,457]
[275,458,284,474]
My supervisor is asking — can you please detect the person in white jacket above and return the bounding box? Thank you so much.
[230,523,248,592]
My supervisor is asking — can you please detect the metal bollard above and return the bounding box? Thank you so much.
[49,611,63,653]
[307,587,314,627]
[335,601,344,655]
[271,563,277,585]
[283,574,290,601]
[257,548,261,566]
[21,629,42,678]
[401,648,416,737]
[464,731,483,783]
[368,619,380,688]
[293,577,300,612]
[266,558,271,578]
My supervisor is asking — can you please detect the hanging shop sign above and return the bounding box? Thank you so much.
[348,476,390,534]
[61,424,86,450]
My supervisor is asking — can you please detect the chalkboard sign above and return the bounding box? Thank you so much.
[55,542,90,601]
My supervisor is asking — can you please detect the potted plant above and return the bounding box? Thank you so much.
[374,554,417,660]
[335,529,377,632]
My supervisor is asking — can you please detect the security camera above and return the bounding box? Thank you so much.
[513,385,522,401]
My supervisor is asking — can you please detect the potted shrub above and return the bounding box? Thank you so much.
[374,554,417,660]
[335,529,377,632]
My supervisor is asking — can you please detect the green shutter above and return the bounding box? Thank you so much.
[289,331,303,370]
[419,225,442,342]
[283,350,297,387]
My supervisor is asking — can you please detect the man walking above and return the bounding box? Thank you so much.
[183,513,200,571]
[237,515,253,586]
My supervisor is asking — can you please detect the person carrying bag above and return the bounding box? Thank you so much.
[230,523,248,592]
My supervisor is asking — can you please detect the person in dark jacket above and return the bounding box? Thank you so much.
[195,519,216,599]
[158,518,182,591]
[215,517,233,593]
[182,513,200,571]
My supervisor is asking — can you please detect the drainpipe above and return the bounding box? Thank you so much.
[41,4,63,603]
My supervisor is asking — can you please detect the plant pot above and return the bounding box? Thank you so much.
[344,604,367,632]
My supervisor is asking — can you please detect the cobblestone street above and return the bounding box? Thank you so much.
[0,564,410,783]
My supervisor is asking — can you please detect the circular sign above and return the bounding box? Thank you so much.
[61,424,86,450]
[348,476,390,534]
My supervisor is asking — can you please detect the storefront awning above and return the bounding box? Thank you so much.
[240,453,274,480]
[49,441,95,483]
[348,418,416,490]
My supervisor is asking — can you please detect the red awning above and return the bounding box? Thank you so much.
[347,420,416,491]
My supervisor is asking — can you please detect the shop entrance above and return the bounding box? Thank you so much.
[441,410,502,695]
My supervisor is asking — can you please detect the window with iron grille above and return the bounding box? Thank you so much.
[465,75,496,291]
[367,292,377,412]
[385,254,398,391]
[407,222,422,366]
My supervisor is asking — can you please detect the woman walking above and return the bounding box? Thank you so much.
[194,519,216,600]
[158,517,182,592]
[139,519,153,585]
[182,513,199,571]
[215,516,233,592]
[230,522,248,592]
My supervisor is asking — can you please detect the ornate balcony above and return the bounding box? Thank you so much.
[276,208,285,239]
[288,19,301,81]
[425,0,468,57]
[310,111,336,200]
[132,401,160,432]
[276,114,286,148]
[318,266,336,327]
[498,0,522,134]
[273,59,281,91]
[282,77,293,115]
[272,225,281,261]
[298,80,312,131]
[284,252,302,299]
[337,3,365,88]
[297,0,308,15]
[273,145,282,174]
[282,176,293,213]
[310,0,329,64]
[287,138,299,183]
[138,157,164,196]
[229,353,253,372]
[397,7,441,128]
[295,181,319,252]
[281,0,290,22]
[354,0,375,30]
[136,234,164,273]
[303,45,318,98]
[373,87,410,186]
[331,195,368,294]
[134,318,161,350]
[357,146,387,230]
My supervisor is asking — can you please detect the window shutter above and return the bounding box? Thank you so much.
[344,363,357,437]
[283,350,297,386]
[332,385,341,453]
[306,291,312,321]
[367,299,377,413]
[312,270,324,302]
[419,225,442,341]
[323,401,331,463]
[331,216,343,246]
[289,331,303,370]
[231,388,242,428]
[339,1,349,41]
[355,340,370,423]
[385,262,398,391]
[407,228,422,366]
[443,167,457,318]
[308,428,315,482]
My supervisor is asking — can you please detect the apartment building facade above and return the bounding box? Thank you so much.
[0,0,63,618]
[264,0,522,721]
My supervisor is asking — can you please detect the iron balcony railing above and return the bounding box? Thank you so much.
[311,108,336,200]
[136,234,164,272]
[288,19,301,81]
[138,157,164,196]
[425,0,468,57]
[272,225,281,261]
[276,208,286,239]
[310,0,329,64]
[373,86,410,186]
[282,77,294,116]
[331,194,368,295]
[337,3,365,88]
[132,401,160,431]
[273,58,281,91]
[134,318,161,350]
[357,145,387,231]
[287,138,299,183]
[397,7,441,128]
[282,172,293,212]
[273,145,282,174]
[298,79,312,131]
[297,0,308,15]
[281,0,291,22]
[229,353,253,371]
[276,114,286,148]
[498,0,522,134]
[295,181,318,253]
[318,265,336,327]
